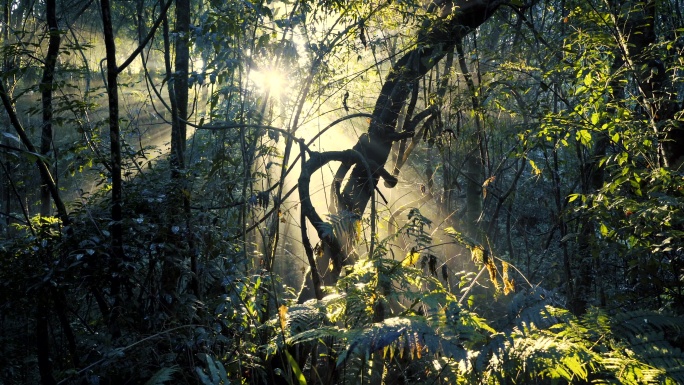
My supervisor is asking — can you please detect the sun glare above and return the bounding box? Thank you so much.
[251,67,287,99]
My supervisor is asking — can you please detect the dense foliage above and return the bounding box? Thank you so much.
[1,0,683,384]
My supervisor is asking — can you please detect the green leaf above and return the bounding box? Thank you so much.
[583,73,593,87]
[591,112,600,125]
[285,350,307,385]
[611,132,619,143]
[576,130,592,146]
[617,152,628,166]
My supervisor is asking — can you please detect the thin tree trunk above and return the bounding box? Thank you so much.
[455,38,484,239]
[35,0,62,381]
[101,0,122,257]
[171,0,199,295]
[171,0,189,173]
[100,0,124,337]
[39,0,60,217]
[2,0,11,231]
[36,298,57,385]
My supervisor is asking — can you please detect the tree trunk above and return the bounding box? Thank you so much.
[172,0,198,295]
[101,0,122,258]
[170,0,189,173]
[36,298,57,385]
[34,0,62,381]
[39,0,60,218]
[159,0,198,305]
[100,0,124,338]
[336,0,504,215]
[2,0,11,232]
[300,0,513,298]
[569,136,607,315]
[455,38,485,239]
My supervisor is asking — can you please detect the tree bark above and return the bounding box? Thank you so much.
[36,298,57,385]
[101,0,122,257]
[172,0,199,295]
[39,0,60,217]
[100,0,124,338]
[171,0,189,172]
[455,38,485,238]
[34,1,62,381]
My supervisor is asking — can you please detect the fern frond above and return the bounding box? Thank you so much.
[286,303,326,333]
[287,325,346,346]
[485,326,598,384]
[613,310,684,337]
[609,310,684,384]
[144,366,178,385]
[336,316,469,370]
[505,287,562,331]
[487,298,684,385]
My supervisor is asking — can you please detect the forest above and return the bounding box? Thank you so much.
[1,0,684,383]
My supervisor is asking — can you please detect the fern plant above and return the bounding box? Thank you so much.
[277,276,684,384]
[266,207,684,385]
[477,289,684,385]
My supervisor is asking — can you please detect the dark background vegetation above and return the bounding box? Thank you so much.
[1,0,684,383]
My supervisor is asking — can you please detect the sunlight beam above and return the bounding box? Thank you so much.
[251,67,287,99]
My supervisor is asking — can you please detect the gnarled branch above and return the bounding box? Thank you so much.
[298,141,375,288]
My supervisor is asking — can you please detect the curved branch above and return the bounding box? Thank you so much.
[116,0,174,74]
[298,142,374,279]
[299,142,323,301]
